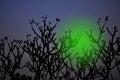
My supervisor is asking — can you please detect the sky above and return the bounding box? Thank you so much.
[0,0,120,79]
[0,0,120,39]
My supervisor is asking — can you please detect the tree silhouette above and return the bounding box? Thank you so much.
[0,16,120,80]
[22,16,79,80]
[0,38,24,80]
[85,16,120,80]
[63,16,120,80]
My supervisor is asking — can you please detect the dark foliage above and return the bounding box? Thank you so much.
[0,16,120,80]
[13,73,32,80]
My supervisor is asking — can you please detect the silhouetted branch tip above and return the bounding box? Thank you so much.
[56,18,60,22]
[105,16,108,21]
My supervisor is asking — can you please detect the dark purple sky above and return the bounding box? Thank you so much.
[0,0,120,39]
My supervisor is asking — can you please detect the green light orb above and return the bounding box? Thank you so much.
[59,16,103,67]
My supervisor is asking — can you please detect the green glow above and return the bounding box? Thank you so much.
[59,16,103,67]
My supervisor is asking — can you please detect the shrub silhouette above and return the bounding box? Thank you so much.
[0,38,24,80]
[0,16,120,80]
[13,73,32,80]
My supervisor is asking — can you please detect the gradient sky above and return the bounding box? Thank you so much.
[1,0,120,78]
[0,0,120,39]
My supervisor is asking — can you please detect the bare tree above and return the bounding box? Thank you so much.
[22,16,79,80]
[1,16,120,80]
[0,37,24,80]
[54,16,120,80]
[84,16,120,80]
